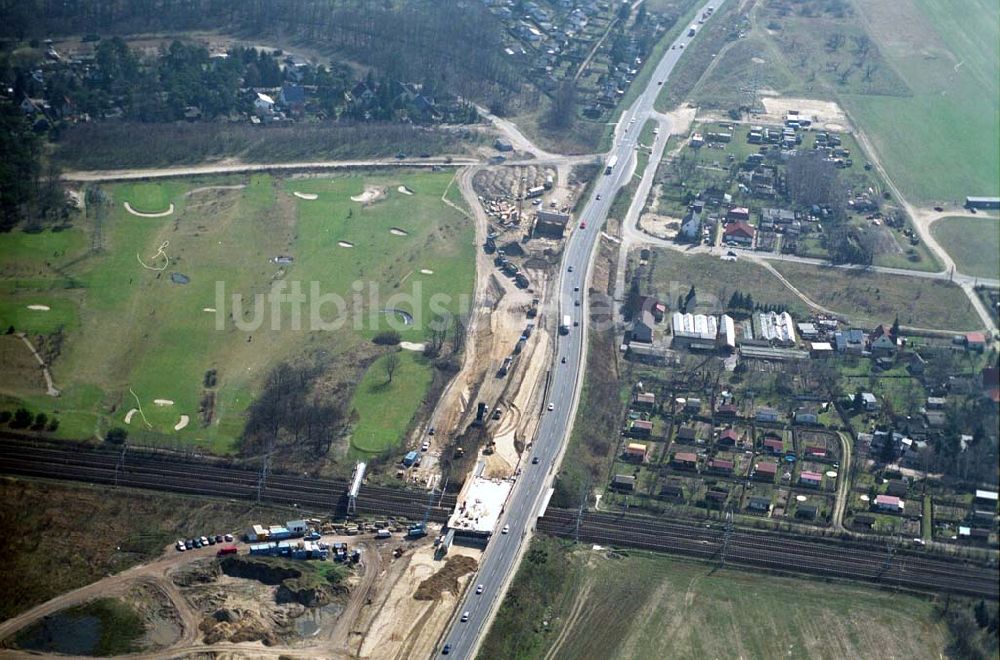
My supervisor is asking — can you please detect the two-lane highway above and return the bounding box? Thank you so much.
[439,3,725,658]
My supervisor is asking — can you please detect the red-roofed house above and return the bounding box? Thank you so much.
[799,470,823,487]
[754,461,778,481]
[874,494,904,513]
[763,437,784,454]
[723,221,755,246]
[966,332,986,352]
[718,429,740,446]
[673,451,699,470]
[805,446,827,459]
[707,458,734,474]
[727,207,750,222]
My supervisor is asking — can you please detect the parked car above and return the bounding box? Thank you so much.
[215,534,224,544]
[176,540,186,552]
[224,533,234,542]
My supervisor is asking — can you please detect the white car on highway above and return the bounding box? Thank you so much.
[547,402,554,411]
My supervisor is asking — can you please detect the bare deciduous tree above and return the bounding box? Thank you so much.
[384,351,401,384]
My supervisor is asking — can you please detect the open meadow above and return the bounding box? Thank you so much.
[930,216,1000,281]
[0,170,474,457]
[674,0,999,205]
[481,536,949,660]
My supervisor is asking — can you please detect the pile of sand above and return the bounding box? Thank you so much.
[293,191,318,200]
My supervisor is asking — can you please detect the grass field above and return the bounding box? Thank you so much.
[671,1,999,205]
[843,0,1000,204]
[640,250,812,317]
[481,536,949,660]
[0,170,474,456]
[930,216,1000,280]
[772,261,983,331]
[349,350,435,456]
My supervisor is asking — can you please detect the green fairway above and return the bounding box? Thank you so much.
[482,537,948,660]
[349,350,434,456]
[930,216,1000,280]
[0,170,473,456]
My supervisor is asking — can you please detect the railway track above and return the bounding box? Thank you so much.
[4,437,996,599]
[0,438,455,522]
[537,510,999,600]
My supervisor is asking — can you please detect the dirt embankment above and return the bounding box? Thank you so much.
[413,555,479,601]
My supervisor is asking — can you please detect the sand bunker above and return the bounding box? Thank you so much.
[174,415,190,431]
[350,186,385,204]
[123,202,175,218]
[124,408,138,425]
[389,227,409,236]
[338,241,355,248]
[203,307,216,313]
[154,398,174,406]
[293,191,319,200]
[420,269,434,275]
[400,341,426,352]
[397,186,414,196]
[26,304,50,311]
[796,495,808,502]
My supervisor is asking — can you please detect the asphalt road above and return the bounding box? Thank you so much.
[438,3,725,657]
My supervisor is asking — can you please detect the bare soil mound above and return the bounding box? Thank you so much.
[413,555,478,601]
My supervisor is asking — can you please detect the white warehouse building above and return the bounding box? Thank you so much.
[671,313,736,350]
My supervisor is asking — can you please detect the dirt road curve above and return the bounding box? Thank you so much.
[62,157,479,182]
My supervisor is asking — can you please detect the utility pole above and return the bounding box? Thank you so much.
[113,442,128,488]
[721,505,734,566]
[574,478,588,544]
[256,438,273,505]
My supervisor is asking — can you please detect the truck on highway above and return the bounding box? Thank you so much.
[604,154,618,175]
[688,26,696,37]
[559,315,571,335]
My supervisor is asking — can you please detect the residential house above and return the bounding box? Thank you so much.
[747,496,771,513]
[707,458,734,474]
[756,407,781,423]
[630,308,655,344]
[874,494,904,514]
[672,451,699,470]
[633,392,655,410]
[965,331,987,352]
[805,445,827,459]
[679,210,701,242]
[624,442,648,461]
[718,429,740,447]
[723,221,755,246]
[834,328,865,354]
[763,435,784,454]
[628,420,653,438]
[279,83,306,115]
[726,207,750,222]
[852,513,876,529]
[611,474,636,491]
[793,407,819,425]
[753,461,778,481]
[886,480,909,497]
[676,426,698,443]
[705,488,728,505]
[795,504,818,520]
[868,325,897,357]
[799,471,822,488]
[660,482,685,500]
[717,403,738,419]
[684,398,702,414]
[861,392,879,412]
[254,92,276,115]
